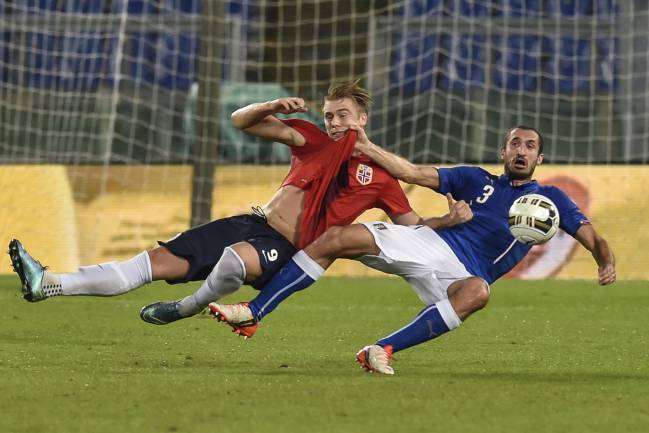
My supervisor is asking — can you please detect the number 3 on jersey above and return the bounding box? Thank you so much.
[476,185,495,204]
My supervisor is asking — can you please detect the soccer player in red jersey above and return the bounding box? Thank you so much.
[9,80,471,325]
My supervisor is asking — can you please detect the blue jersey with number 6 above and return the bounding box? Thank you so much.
[434,166,589,284]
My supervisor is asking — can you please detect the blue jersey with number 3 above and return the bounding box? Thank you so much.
[435,166,589,284]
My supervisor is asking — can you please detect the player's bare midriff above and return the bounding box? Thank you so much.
[261,184,305,246]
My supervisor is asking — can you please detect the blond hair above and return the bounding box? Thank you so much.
[325,79,372,114]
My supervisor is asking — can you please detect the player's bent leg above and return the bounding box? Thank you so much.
[9,239,153,302]
[360,297,465,375]
[209,249,314,338]
[305,224,380,269]
[210,224,380,338]
[446,277,490,321]
[357,277,488,374]
[234,225,378,322]
[141,243,253,325]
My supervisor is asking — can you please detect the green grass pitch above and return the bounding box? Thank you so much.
[1,274,648,433]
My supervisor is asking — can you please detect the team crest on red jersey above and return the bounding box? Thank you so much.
[356,164,373,185]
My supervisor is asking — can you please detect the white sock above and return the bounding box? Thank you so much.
[292,250,325,280]
[436,299,463,330]
[58,251,152,296]
[40,272,63,297]
[177,247,246,317]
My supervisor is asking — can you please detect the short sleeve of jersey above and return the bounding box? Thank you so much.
[546,187,590,236]
[438,166,484,196]
[280,118,327,154]
[378,178,412,216]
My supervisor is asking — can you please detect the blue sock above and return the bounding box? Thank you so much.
[249,250,325,322]
[377,299,462,353]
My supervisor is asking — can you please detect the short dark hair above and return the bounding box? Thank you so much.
[502,125,544,154]
[325,79,372,114]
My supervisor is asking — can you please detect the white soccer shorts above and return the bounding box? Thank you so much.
[358,222,475,306]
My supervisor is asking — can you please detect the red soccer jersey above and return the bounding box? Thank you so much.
[323,155,412,230]
[280,119,412,248]
[280,118,356,248]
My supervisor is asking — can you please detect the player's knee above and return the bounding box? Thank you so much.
[469,278,490,310]
[215,247,246,283]
[205,247,245,297]
[451,277,489,315]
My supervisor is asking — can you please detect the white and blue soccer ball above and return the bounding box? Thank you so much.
[508,194,560,245]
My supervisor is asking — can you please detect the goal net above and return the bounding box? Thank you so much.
[1,0,647,279]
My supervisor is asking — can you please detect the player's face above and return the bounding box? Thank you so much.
[501,128,544,181]
[323,97,368,141]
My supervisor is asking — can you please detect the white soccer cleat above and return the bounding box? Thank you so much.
[208,302,258,339]
[356,344,395,375]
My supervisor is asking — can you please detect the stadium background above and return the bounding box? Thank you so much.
[1,0,647,280]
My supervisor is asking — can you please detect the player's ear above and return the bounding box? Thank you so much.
[499,146,505,160]
[537,153,544,165]
[359,111,368,127]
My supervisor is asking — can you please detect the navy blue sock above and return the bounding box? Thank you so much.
[249,251,324,322]
[377,300,462,353]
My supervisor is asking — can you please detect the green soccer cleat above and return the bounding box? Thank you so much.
[140,301,183,325]
[8,239,51,302]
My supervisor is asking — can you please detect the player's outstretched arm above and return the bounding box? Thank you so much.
[574,224,616,285]
[390,194,472,228]
[350,124,440,190]
[231,97,308,146]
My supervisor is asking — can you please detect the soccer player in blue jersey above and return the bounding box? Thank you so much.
[210,125,616,374]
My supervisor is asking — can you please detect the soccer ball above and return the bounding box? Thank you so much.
[508,194,560,245]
